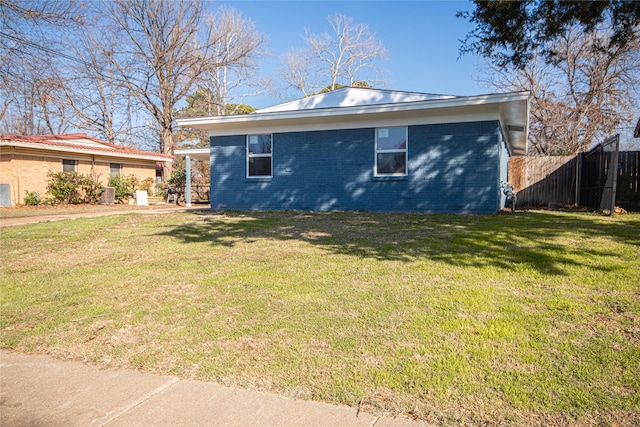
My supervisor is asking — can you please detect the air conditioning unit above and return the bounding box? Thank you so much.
[100,187,115,205]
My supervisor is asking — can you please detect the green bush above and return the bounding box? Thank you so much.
[138,177,156,195]
[46,172,102,204]
[168,163,187,188]
[23,191,41,206]
[108,174,138,203]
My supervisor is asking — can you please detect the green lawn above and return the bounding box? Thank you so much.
[1,210,639,426]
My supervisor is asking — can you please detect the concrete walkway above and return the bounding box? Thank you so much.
[1,351,426,427]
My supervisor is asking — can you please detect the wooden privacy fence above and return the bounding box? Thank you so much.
[509,150,640,210]
[509,156,577,207]
[616,151,640,210]
[578,135,619,212]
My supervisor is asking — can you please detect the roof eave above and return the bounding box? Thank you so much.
[0,140,173,162]
[179,92,529,127]
[177,91,530,155]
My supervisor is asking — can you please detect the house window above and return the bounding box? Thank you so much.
[247,134,272,178]
[62,159,77,173]
[375,127,407,176]
[110,163,122,177]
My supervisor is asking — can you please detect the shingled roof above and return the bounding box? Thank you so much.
[0,133,172,161]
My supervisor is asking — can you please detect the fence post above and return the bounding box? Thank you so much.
[606,134,620,215]
[575,152,581,206]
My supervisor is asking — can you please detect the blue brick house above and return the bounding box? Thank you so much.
[176,88,529,214]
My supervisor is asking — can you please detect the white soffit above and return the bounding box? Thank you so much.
[174,147,210,162]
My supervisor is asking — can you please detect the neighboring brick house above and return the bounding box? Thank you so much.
[177,88,529,214]
[0,133,172,207]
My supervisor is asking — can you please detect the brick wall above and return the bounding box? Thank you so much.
[0,148,157,206]
[210,121,504,214]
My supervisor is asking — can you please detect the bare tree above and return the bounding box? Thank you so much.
[0,0,81,133]
[281,48,317,97]
[99,0,211,177]
[55,14,144,147]
[205,6,268,116]
[281,13,388,97]
[0,0,80,57]
[1,54,71,135]
[94,0,265,180]
[480,27,640,155]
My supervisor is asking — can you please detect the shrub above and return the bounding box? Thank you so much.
[23,191,41,206]
[108,174,138,203]
[155,183,167,199]
[168,164,187,188]
[46,172,102,204]
[138,177,156,195]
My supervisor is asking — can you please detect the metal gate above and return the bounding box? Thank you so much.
[577,134,620,214]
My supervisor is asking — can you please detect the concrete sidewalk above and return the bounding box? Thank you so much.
[1,351,426,427]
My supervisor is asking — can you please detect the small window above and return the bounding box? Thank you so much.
[247,134,272,178]
[375,127,407,176]
[62,159,77,173]
[110,163,122,177]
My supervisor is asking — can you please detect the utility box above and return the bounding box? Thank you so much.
[100,187,115,205]
[0,184,11,207]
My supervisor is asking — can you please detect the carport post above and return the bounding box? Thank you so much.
[185,155,192,207]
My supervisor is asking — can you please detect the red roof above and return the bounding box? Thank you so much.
[0,133,173,160]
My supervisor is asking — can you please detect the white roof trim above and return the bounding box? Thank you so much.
[177,90,530,156]
[46,138,116,149]
[174,147,210,162]
[1,140,172,162]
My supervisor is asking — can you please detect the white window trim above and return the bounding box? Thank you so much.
[246,134,273,178]
[374,127,408,177]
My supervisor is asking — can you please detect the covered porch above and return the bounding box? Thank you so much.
[173,147,209,207]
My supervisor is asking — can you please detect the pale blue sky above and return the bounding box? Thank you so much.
[220,0,485,109]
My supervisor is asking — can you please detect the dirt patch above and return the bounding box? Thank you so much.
[0,203,187,218]
[0,203,209,227]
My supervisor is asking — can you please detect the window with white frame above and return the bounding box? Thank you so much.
[62,159,77,173]
[110,163,122,177]
[247,134,272,178]
[375,127,407,176]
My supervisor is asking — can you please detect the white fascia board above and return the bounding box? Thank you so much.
[174,148,210,155]
[177,91,530,131]
[176,92,530,154]
[53,138,115,149]
[174,148,210,161]
[0,141,172,162]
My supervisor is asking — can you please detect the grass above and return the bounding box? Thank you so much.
[1,210,639,426]
[0,202,200,219]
